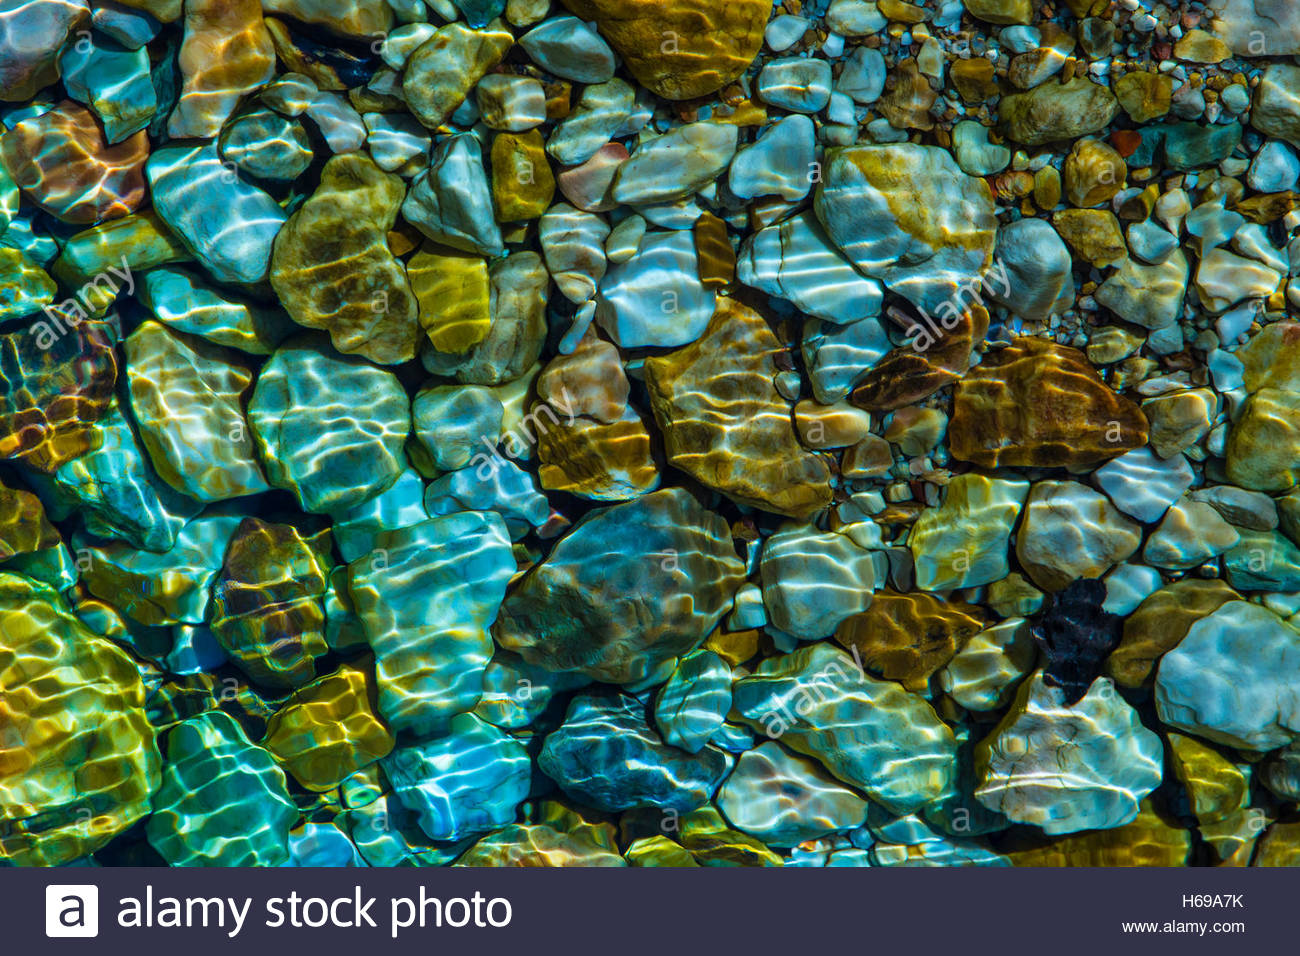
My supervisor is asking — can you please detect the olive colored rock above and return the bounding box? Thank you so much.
[999,77,1119,146]
[270,154,419,365]
[210,518,332,689]
[560,0,768,100]
[1064,138,1126,207]
[974,672,1164,835]
[834,590,986,692]
[1238,321,1300,392]
[169,0,275,138]
[963,0,1031,24]
[1053,208,1127,267]
[535,407,660,501]
[949,337,1148,468]
[403,21,513,129]
[1144,388,1216,458]
[491,130,555,221]
[456,823,626,866]
[0,481,58,562]
[939,618,1037,711]
[1226,388,1300,492]
[644,298,833,518]
[125,322,269,502]
[0,573,161,865]
[406,246,491,353]
[1114,71,1173,123]
[1003,801,1190,866]
[494,488,746,684]
[850,303,988,412]
[908,473,1029,591]
[1167,732,1246,826]
[1106,578,1239,689]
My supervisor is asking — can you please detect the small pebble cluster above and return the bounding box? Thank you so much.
[3,0,1300,869]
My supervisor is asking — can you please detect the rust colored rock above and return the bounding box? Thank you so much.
[834,589,986,692]
[850,304,989,412]
[168,0,276,139]
[948,337,1148,468]
[560,0,768,100]
[644,298,833,518]
[0,102,147,224]
[536,408,661,501]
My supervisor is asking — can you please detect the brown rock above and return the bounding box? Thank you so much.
[644,298,833,518]
[879,58,937,131]
[1064,137,1127,207]
[951,57,999,103]
[560,0,768,100]
[850,304,989,413]
[1004,801,1191,866]
[536,407,661,501]
[0,102,147,224]
[1105,579,1239,688]
[834,589,986,692]
[0,481,60,561]
[1114,71,1174,123]
[948,337,1148,468]
[1052,208,1127,267]
[168,0,276,139]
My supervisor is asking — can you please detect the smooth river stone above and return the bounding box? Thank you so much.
[731,643,957,814]
[424,458,549,539]
[540,203,609,304]
[974,672,1164,835]
[125,321,269,502]
[263,660,394,791]
[349,512,514,737]
[494,487,746,684]
[1226,388,1300,492]
[535,405,661,501]
[654,650,731,753]
[139,266,294,355]
[998,76,1119,145]
[717,741,869,847]
[0,101,147,224]
[0,481,57,563]
[1094,447,1195,523]
[412,384,503,473]
[814,143,997,314]
[0,573,161,865]
[249,336,410,514]
[51,210,190,289]
[383,713,529,842]
[738,211,884,325]
[59,32,156,143]
[594,229,715,348]
[547,79,634,167]
[403,21,512,129]
[0,319,117,473]
[949,337,1148,468]
[540,692,729,812]
[939,618,1036,711]
[147,143,287,285]
[759,526,877,640]
[271,154,418,365]
[611,122,738,206]
[559,0,768,99]
[1015,480,1142,592]
[1155,601,1300,751]
[519,15,616,83]
[210,518,332,689]
[219,107,313,181]
[26,395,200,552]
[168,0,275,138]
[644,297,833,518]
[0,0,88,102]
[729,115,816,201]
[402,134,505,258]
[147,711,296,866]
[0,248,55,320]
[908,473,1029,591]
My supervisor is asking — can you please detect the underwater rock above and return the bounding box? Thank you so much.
[595,229,715,348]
[759,526,877,641]
[519,15,616,83]
[731,643,957,814]
[0,573,161,865]
[403,21,513,130]
[835,590,986,692]
[412,384,504,473]
[125,322,269,502]
[540,692,729,812]
[1106,578,1239,689]
[59,32,156,144]
[612,122,738,206]
[0,0,89,103]
[147,710,296,866]
[271,154,418,365]
[1015,480,1142,592]
[139,266,294,355]
[908,473,1029,591]
[654,650,732,753]
[1032,578,1125,706]
[219,107,313,181]
[975,672,1163,835]
[456,823,626,866]
[644,298,833,518]
[939,618,1036,711]
[168,0,274,138]
[402,134,505,258]
[249,336,410,514]
[495,488,746,683]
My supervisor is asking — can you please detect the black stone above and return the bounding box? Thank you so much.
[1032,578,1123,705]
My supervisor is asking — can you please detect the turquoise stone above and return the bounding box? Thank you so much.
[0,162,19,235]
[138,265,295,355]
[59,35,156,144]
[330,468,429,564]
[382,713,530,842]
[22,395,200,552]
[146,142,287,285]
[348,512,515,737]
[449,0,505,28]
[0,246,56,320]
[654,650,732,753]
[283,821,363,867]
[249,336,410,514]
[717,741,869,846]
[424,458,550,540]
[146,711,297,866]
[731,643,957,814]
[219,107,313,181]
[539,692,730,812]
[402,133,504,257]
[1223,528,1300,592]
[474,650,591,729]
[412,384,504,472]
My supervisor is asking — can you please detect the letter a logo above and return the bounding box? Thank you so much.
[46,885,98,937]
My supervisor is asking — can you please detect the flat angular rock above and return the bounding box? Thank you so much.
[402,134,505,257]
[644,298,832,518]
[835,590,986,692]
[0,0,88,103]
[654,650,731,753]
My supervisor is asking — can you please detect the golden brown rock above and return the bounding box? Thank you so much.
[834,590,986,692]
[0,481,59,561]
[1114,71,1174,123]
[644,298,832,518]
[406,246,491,354]
[1034,164,1062,209]
[168,0,276,139]
[560,0,768,100]
[537,331,629,423]
[879,58,937,131]
[1254,822,1300,867]
[693,211,735,288]
[0,102,147,224]
[491,131,555,222]
[270,154,419,365]
[536,407,660,501]
[1064,137,1127,207]
[1167,732,1247,826]
[1003,801,1191,866]
[948,337,1148,468]
[951,57,999,103]
[1052,208,1127,266]
[850,304,988,413]
[1105,579,1239,688]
